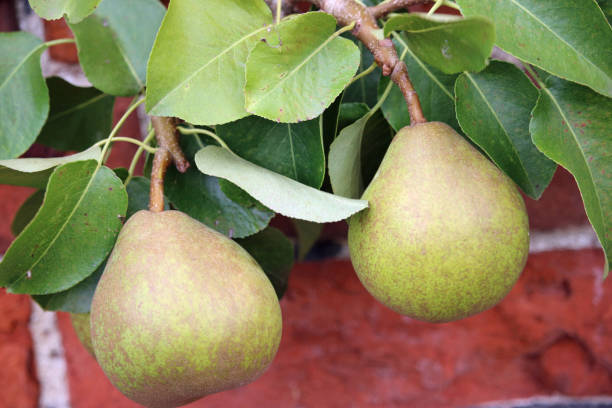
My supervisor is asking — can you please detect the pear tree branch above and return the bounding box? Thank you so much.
[149,117,190,212]
[308,0,427,124]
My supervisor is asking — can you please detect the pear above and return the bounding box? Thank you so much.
[348,122,529,323]
[70,313,94,356]
[90,210,282,408]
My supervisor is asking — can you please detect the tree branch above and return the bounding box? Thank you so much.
[149,116,190,212]
[309,0,426,125]
[369,0,431,19]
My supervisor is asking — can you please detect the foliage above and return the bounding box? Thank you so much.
[0,0,610,315]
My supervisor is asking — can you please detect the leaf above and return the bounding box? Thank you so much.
[455,61,557,198]
[216,115,325,188]
[0,160,127,294]
[165,136,273,238]
[338,102,370,130]
[146,0,273,125]
[0,146,101,188]
[293,219,323,260]
[245,12,360,123]
[28,0,102,23]
[11,190,45,236]
[342,41,381,107]
[236,227,294,299]
[33,260,104,313]
[599,0,612,23]
[530,77,612,275]
[37,77,115,151]
[195,146,368,222]
[456,0,612,97]
[69,0,165,96]
[329,115,369,199]
[380,35,460,132]
[0,32,48,160]
[384,13,495,74]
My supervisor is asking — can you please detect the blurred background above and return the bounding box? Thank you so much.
[1,0,611,407]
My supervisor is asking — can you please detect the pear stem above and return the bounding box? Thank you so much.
[307,0,427,124]
[149,117,190,212]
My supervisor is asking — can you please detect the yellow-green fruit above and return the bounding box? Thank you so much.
[70,313,94,356]
[348,122,529,323]
[91,210,282,408]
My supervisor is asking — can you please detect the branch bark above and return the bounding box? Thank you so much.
[308,0,426,124]
[149,117,190,212]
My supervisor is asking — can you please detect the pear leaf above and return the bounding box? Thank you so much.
[530,76,612,276]
[11,190,45,237]
[0,160,127,295]
[195,146,368,223]
[28,0,101,23]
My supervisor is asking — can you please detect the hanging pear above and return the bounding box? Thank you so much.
[348,122,529,323]
[91,210,282,408]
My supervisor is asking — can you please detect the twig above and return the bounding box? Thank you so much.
[369,0,431,19]
[309,0,427,124]
[149,149,171,212]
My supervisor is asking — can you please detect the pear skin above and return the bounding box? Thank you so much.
[348,122,529,323]
[91,210,282,408]
[70,312,94,356]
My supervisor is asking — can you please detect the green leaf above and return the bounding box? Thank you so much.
[455,61,557,198]
[530,77,612,275]
[0,160,127,294]
[245,12,360,122]
[126,176,169,219]
[195,146,368,222]
[33,260,104,313]
[0,146,101,188]
[11,190,45,236]
[0,32,48,160]
[165,136,273,238]
[380,35,460,132]
[236,227,294,299]
[456,0,612,97]
[338,102,370,130]
[599,0,612,23]
[216,115,325,188]
[69,0,165,96]
[28,0,102,23]
[384,13,495,74]
[328,114,368,199]
[293,219,323,261]
[342,41,381,107]
[37,77,114,151]
[146,0,273,125]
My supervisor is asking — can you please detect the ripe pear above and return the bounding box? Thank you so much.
[70,313,94,356]
[90,210,282,408]
[348,122,529,323]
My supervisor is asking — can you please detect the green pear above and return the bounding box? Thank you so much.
[348,122,529,323]
[70,312,94,356]
[91,210,282,408]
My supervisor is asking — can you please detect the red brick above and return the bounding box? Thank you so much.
[60,249,611,407]
[43,19,78,63]
[0,185,36,253]
[0,290,39,408]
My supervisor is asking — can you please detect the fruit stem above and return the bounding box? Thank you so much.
[307,0,427,124]
[149,117,190,212]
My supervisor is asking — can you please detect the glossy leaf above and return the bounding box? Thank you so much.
[384,13,495,74]
[0,160,127,294]
[11,190,45,236]
[37,77,114,151]
[69,0,165,96]
[236,227,294,299]
[217,115,325,188]
[28,0,101,23]
[245,12,360,123]
[165,136,273,238]
[342,41,381,107]
[380,35,460,132]
[455,61,557,198]
[530,77,612,275]
[456,0,612,97]
[0,32,48,159]
[33,260,104,313]
[195,146,368,223]
[0,146,101,188]
[146,0,272,125]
